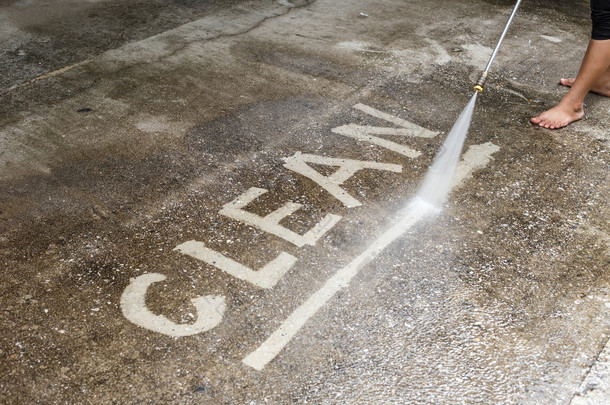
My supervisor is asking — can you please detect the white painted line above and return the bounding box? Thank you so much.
[242,201,429,370]
[220,187,342,247]
[540,34,562,43]
[283,152,402,208]
[121,273,226,337]
[242,142,500,370]
[331,125,422,158]
[174,240,297,289]
[331,103,439,159]
[353,104,438,138]
[451,142,500,189]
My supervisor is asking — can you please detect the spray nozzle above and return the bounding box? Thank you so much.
[474,72,488,92]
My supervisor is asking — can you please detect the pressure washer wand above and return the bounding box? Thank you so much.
[474,0,523,92]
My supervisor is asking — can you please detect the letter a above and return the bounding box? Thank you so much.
[283,152,402,208]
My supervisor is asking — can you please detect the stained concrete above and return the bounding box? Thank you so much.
[0,0,609,403]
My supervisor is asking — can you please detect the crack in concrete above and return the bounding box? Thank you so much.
[1,0,314,94]
[569,335,610,404]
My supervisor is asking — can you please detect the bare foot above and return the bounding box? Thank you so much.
[530,101,584,129]
[560,77,610,97]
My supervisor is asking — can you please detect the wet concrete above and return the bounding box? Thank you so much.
[1,0,609,403]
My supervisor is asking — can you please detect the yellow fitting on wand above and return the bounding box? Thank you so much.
[474,72,488,93]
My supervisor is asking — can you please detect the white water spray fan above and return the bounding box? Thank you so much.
[413,0,523,210]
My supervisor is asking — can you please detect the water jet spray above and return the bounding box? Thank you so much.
[411,0,523,212]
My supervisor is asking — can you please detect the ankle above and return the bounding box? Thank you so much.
[598,75,610,90]
[559,97,584,112]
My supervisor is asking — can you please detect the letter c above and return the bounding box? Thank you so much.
[120,273,226,337]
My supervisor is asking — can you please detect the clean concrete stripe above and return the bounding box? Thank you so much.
[242,142,500,370]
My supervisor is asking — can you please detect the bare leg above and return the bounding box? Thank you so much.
[531,39,610,129]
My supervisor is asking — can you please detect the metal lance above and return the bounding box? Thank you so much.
[474,0,523,92]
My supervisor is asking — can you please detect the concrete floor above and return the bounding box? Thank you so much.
[1,0,609,403]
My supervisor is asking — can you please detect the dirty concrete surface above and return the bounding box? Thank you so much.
[1,0,609,403]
